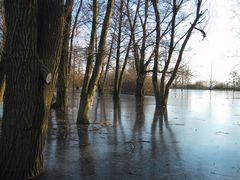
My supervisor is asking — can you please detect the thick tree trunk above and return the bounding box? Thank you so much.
[0,0,64,179]
[54,0,73,110]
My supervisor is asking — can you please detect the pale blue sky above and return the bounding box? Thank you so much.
[189,0,240,83]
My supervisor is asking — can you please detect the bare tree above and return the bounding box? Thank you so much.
[126,0,155,102]
[151,0,206,108]
[77,0,115,124]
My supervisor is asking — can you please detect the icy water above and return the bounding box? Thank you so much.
[2,90,240,179]
[38,90,240,180]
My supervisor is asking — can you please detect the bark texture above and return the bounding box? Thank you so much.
[0,0,64,179]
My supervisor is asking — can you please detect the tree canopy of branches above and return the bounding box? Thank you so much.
[151,0,206,107]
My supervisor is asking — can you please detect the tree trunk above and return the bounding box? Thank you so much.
[0,0,64,179]
[77,0,115,124]
[0,77,5,102]
[0,15,6,103]
[151,0,161,108]
[113,0,123,101]
[0,58,5,102]
[77,0,98,124]
[99,27,116,94]
[117,36,131,99]
[68,0,83,73]
[54,0,74,110]
[135,74,145,103]
[97,63,105,96]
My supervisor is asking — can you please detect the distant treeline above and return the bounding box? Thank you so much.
[173,82,240,91]
[71,72,240,98]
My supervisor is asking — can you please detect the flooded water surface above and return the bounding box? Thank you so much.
[40,90,240,179]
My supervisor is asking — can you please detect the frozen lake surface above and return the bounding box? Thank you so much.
[41,90,240,179]
[5,89,240,179]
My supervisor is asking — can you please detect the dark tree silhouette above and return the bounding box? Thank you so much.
[0,0,64,178]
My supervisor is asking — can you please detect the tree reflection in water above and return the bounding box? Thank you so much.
[39,91,240,179]
[77,125,96,179]
[151,108,182,178]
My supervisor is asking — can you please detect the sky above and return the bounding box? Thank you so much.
[188,0,240,83]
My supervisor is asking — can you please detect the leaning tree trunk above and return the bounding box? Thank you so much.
[77,0,115,124]
[0,0,64,179]
[77,0,98,124]
[98,29,115,95]
[54,0,73,110]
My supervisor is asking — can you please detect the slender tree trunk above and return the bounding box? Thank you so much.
[136,0,148,101]
[151,0,161,107]
[0,80,5,102]
[126,0,143,101]
[77,0,115,124]
[0,0,64,178]
[68,0,83,73]
[113,0,123,101]
[117,36,132,98]
[97,63,105,96]
[54,0,74,110]
[130,0,148,102]
[100,28,116,94]
[0,58,5,102]
[77,0,98,123]
[135,74,145,102]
